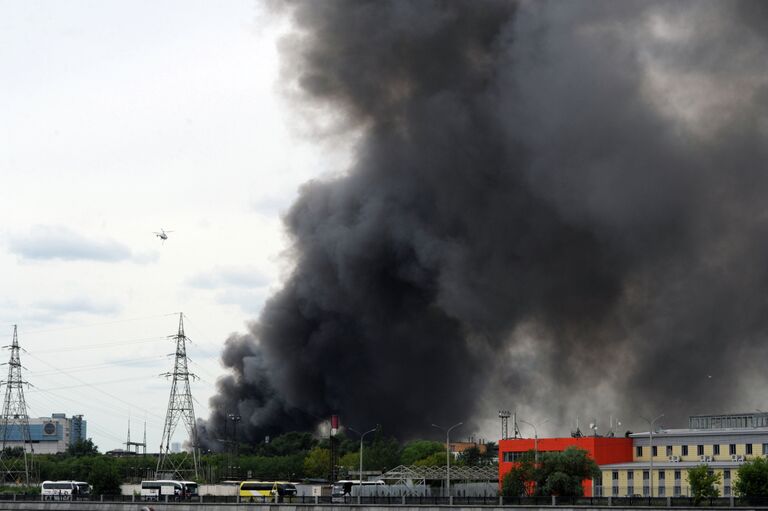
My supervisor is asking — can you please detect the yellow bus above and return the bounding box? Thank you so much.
[239,481,297,502]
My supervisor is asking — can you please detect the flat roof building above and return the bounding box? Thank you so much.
[1,413,86,455]
[600,412,768,498]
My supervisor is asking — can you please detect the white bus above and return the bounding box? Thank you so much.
[140,480,198,501]
[41,480,85,500]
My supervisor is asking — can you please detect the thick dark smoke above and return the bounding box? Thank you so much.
[201,0,768,446]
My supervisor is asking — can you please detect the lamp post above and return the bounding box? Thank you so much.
[642,414,664,498]
[432,422,462,497]
[519,419,549,463]
[349,426,377,503]
[228,413,241,479]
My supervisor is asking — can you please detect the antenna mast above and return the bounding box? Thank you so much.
[0,325,34,484]
[157,313,200,479]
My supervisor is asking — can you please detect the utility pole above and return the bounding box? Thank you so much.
[157,313,200,479]
[0,325,34,485]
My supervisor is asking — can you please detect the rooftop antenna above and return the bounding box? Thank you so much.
[157,313,200,479]
[0,325,34,484]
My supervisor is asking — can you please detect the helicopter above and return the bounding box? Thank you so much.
[153,229,174,242]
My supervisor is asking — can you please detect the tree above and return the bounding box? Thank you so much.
[264,431,316,457]
[363,431,401,471]
[501,448,599,497]
[67,438,99,457]
[457,446,482,466]
[88,458,121,495]
[501,452,536,497]
[735,458,768,498]
[401,440,444,465]
[414,452,446,467]
[339,451,359,471]
[303,447,331,479]
[537,448,599,496]
[687,465,721,504]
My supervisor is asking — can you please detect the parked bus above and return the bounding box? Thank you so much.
[331,480,386,502]
[140,480,198,501]
[41,481,86,500]
[239,481,297,502]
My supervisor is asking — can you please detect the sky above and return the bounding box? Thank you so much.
[0,1,349,452]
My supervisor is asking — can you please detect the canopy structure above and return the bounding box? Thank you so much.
[379,464,498,487]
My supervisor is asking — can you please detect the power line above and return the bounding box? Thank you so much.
[19,313,180,336]
[23,351,165,421]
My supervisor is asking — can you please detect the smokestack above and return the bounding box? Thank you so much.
[201,0,768,446]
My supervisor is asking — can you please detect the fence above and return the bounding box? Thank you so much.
[3,493,768,506]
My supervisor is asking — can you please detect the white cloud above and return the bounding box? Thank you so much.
[6,225,158,263]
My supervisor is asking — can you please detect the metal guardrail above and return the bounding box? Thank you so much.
[1,493,768,506]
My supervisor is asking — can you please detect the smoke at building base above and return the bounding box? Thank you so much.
[200,0,768,448]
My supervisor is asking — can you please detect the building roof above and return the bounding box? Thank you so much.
[631,427,768,438]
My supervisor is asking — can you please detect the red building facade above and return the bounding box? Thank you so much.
[499,436,633,496]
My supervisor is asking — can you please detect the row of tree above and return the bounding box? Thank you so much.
[2,431,496,494]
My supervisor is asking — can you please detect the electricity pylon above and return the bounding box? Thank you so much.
[0,325,34,485]
[157,313,200,479]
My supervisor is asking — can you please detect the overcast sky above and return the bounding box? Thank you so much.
[0,1,348,452]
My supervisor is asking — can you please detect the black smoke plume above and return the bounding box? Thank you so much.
[201,0,768,446]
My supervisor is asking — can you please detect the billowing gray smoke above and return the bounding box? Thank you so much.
[202,0,768,446]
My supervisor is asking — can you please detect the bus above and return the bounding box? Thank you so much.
[239,481,297,502]
[140,480,198,501]
[41,481,86,500]
[331,480,386,502]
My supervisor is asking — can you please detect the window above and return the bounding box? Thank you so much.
[658,470,665,480]
[747,444,753,455]
[643,486,650,497]
[724,486,731,497]
[643,470,649,481]
[697,445,704,456]
[628,471,634,481]
[729,444,736,455]
[724,470,731,481]
[682,445,689,456]
[675,470,681,481]
[612,471,619,481]
[674,486,682,497]
[763,443,768,455]
[612,486,619,497]
[652,445,658,457]
[503,452,530,462]
[637,446,643,457]
[666,445,673,456]
[627,485,634,497]
[714,444,720,455]
[659,486,666,497]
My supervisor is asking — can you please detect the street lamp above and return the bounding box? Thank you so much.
[432,422,462,497]
[349,426,378,503]
[518,419,549,463]
[641,413,664,498]
[228,414,242,478]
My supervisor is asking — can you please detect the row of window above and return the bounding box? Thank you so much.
[611,470,731,481]
[602,486,733,497]
[637,444,763,457]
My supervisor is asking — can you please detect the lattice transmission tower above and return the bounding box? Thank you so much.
[0,325,34,485]
[157,313,200,479]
